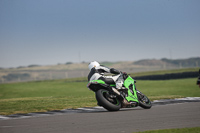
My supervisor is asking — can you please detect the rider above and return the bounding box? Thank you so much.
[88,61,131,107]
[88,61,125,89]
[197,69,200,88]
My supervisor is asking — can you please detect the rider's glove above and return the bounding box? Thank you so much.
[122,72,128,80]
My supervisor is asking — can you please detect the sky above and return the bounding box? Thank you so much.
[0,0,200,68]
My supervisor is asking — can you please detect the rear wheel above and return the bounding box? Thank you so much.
[95,89,121,111]
[137,90,152,109]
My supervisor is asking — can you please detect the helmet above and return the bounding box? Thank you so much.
[88,61,100,70]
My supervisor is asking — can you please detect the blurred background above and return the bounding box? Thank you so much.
[0,0,199,83]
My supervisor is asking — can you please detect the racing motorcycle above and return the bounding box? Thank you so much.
[87,73,152,111]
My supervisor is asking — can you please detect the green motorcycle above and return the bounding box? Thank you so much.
[87,74,152,111]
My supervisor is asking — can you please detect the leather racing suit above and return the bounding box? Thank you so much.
[87,65,124,89]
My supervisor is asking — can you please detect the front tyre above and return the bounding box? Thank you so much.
[95,89,121,111]
[137,90,152,109]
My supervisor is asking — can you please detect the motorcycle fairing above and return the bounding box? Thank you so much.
[123,76,139,103]
[87,75,139,103]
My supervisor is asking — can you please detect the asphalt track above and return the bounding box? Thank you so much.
[0,99,200,133]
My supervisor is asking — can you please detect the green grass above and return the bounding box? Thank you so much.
[0,80,96,115]
[134,127,200,133]
[0,77,200,115]
[135,78,200,101]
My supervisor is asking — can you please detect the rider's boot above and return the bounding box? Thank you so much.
[121,99,132,108]
[121,99,137,108]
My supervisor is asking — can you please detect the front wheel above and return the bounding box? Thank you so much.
[95,89,121,111]
[137,90,152,109]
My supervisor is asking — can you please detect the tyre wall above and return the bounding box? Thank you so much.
[133,71,199,80]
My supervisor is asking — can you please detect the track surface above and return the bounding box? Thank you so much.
[0,102,200,133]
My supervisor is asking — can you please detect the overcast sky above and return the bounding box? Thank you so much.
[0,0,200,68]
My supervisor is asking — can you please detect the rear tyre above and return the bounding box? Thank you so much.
[137,90,152,109]
[95,89,121,111]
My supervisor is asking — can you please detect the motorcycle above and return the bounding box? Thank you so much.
[87,73,152,111]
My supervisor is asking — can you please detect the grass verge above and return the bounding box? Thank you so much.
[0,77,200,115]
[134,127,200,133]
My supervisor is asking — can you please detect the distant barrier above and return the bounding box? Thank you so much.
[132,71,199,80]
[1,71,199,84]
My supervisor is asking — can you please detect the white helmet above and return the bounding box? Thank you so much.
[88,61,100,70]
